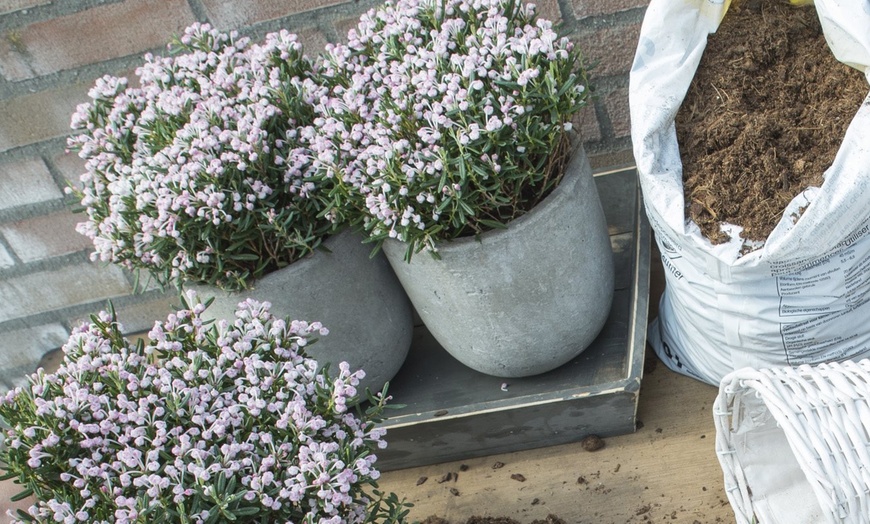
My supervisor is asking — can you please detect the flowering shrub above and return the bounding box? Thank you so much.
[0,292,409,524]
[67,23,335,290]
[308,0,590,259]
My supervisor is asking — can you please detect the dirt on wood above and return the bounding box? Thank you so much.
[677,0,868,246]
[421,516,566,524]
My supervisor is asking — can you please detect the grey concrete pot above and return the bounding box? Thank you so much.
[186,229,413,393]
[382,144,614,377]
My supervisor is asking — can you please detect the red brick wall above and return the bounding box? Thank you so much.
[0,0,647,389]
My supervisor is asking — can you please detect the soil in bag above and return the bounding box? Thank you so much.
[676,0,868,247]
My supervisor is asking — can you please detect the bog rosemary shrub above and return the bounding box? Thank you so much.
[0,292,409,524]
[307,0,591,259]
[67,23,336,291]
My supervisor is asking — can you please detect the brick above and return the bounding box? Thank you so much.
[0,0,49,16]
[0,323,69,391]
[297,26,330,56]
[0,81,93,152]
[0,0,195,81]
[605,87,630,138]
[0,244,14,268]
[575,22,641,78]
[1,209,92,263]
[333,15,364,44]
[52,148,87,188]
[531,0,562,24]
[0,39,30,79]
[576,103,602,142]
[573,0,648,20]
[201,0,346,30]
[0,262,132,323]
[0,158,62,209]
[111,291,181,333]
[67,290,180,335]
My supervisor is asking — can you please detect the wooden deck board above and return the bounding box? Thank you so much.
[377,361,734,523]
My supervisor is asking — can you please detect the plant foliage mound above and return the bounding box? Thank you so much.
[0,293,409,524]
[68,24,337,290]
[308,0,590,259]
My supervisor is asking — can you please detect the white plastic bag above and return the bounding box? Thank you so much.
[630,0,870,385]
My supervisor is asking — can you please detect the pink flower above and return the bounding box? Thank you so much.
[67,23,339,291]
[0,291,396,523]
[306,0,589,258]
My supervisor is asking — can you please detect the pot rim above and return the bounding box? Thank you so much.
[184,227,360,295]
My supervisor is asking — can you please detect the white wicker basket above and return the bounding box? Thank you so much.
[714,360,870,524]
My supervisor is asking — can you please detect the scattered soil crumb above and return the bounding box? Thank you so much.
[416,476,428,486]
[594,485,612,495]
[636,504,652,515]
[437,472,454,483]
[581,435,605,451]
[424,516,568,524]
[460,464,469,471]
[492,461,505,469]
[450,487,460,496]
[529,515,566,524]
[510,473,527,482]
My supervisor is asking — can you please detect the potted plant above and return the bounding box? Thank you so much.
[0,292,411,523]
[305,0,615,377]
[66,23,413,393]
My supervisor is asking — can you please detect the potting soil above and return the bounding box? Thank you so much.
[677,0,868,246]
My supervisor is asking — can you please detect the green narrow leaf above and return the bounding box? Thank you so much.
[0,471,18,481]
[229,253,260,261]
[555,74,576,97]
[14,508,35,523]
[11,488,33,502]
[477,219,508,230]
